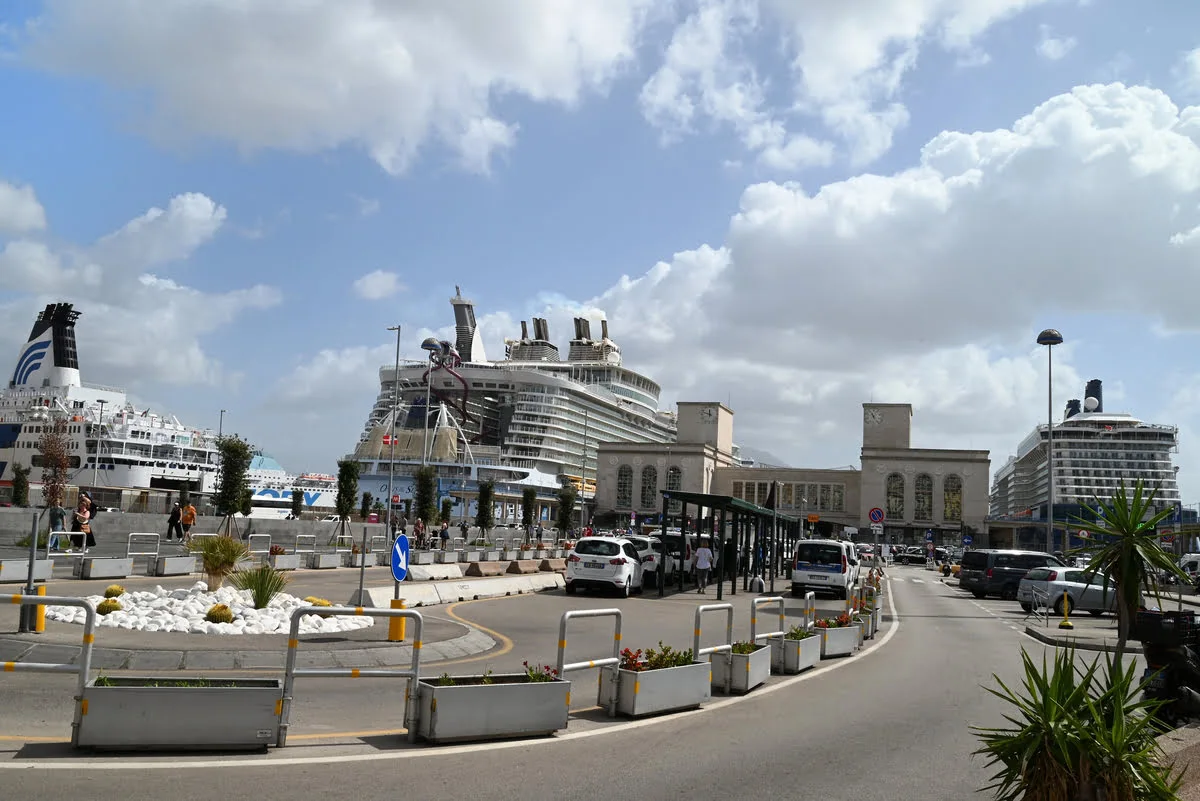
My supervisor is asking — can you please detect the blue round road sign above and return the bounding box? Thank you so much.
[868,507,885,524]
[391,533,410,582]
[962,534,973,546]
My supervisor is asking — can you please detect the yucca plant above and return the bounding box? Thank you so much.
[972,647,1180,801]
[1071,479,1190,653]
[230,564,289,609]
[187,535,249,589]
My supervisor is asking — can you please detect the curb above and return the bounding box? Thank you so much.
[1022,625,1142,654]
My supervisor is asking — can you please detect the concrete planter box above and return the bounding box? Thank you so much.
[464,550,483,563]
[415,675,570,744]
[819,626,858,658]
[235,558,259,571]
[0,558,53,583]
[75,677,283,751]
[78,557,133,580]
[153,556,197,577]
[269,553,301,571]
[599,662,711,717]
[481,551,501,562]
[771,635,821,674]
[500,549,521,561]
[343,552,372,568]
[711,645,771,694]
[533,549,550,560]
[412,551,437,565]
[306,552,341,569]
[375,551,391,567]
[436,550,462,564]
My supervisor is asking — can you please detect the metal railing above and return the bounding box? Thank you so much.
[292,534,316,556]
[279,605,424,746]
[331,532,355,553]
[693,603,734,695]
[750,596,786,645]
[449,536,466,552]
[1026,587,1051,626]
[801,591,816,630]
[124,533,161,573]
[5,595,96,747]
[247,534,272,563]
[369,534,389,554]
[555,608,623,718]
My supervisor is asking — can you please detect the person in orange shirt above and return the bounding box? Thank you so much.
[180,501,197,542]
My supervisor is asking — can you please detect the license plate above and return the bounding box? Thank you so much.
[808,574,828,581]
[1143,669,1166,691]
[585,561,604,569]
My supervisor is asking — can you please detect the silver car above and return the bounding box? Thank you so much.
[1017,566,1116,616]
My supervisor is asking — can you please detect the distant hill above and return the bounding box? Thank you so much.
[737,446,791,468]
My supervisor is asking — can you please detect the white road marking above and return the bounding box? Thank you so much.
[910,578,924,584]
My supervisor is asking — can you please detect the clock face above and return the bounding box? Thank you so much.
[700,407,717,422]
[864,408,883,425]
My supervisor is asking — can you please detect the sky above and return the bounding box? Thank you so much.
[3,0,1200,501]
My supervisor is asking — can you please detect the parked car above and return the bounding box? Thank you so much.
[625,535,662,589]
[1017,566,1117,615]
[565,536,647,598]
[791,539,860,599]
[657,532,697,581]
[958,549,1065,600]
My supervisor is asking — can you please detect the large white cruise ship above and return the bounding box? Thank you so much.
[989,378,1182,519]
[349,287,677,522]
[0,303,220,507]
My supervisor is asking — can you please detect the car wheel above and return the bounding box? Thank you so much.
[1088,610,1103,617]
[620,577,631,599]
[972,591,986,599]
[565,582,577,595]
[1020,602,1032,612]
[1054,595,1074,616]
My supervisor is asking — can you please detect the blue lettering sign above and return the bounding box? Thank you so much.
[254,489,281,499]
[305,492,321,507]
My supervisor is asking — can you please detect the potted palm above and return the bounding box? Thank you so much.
[598,642,710,717]
[815,613,858,658]
[772,624,821,675]
[711,640,771,694]
[186,535,249,589]
[414,661,570,744]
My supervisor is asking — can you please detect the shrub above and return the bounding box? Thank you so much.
[231,564,289,609]
[269,544,286,556]
[187,534,249,589]
[785,624,815,640]
[103,584,125,599]
[96,598,121,616]
[204,604,234,624]
[522,661,559,682]
[619,642,695,672]
[730,641,762,655]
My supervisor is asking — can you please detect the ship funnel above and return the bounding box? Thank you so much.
[1084,379,1103,413]
[450,286,485,362]
[1065,399,1082,419]
[572,318,582,340]
[520,320,529,340]
[600,319,609,340]
[10,302,81,389]
[579,318,592,340]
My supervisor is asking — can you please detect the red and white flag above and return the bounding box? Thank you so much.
[382,434,393,445]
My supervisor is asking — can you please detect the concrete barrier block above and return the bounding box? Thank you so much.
[366,584,441,608]
[464,550,482,563]
[408,564,464,581]
[539,558,567,573]
[81,557,134,580]
[436,550,462,564]
[154,556,197,576]
[506,560,540,575]
[306,552,341,569]
[0,558,53,583]
[412,551,437,565]
[465,562,505,578]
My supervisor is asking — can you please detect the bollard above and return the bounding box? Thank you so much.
[34,585,46,632]
[1057,590,1074,630]
[388,599,407,641]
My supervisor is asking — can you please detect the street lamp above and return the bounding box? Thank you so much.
[218,409,227,438]
[386,326,401,539]
[1037,328,1064,554]
[420,337,442,466]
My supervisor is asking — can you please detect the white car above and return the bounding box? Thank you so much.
[565,536,646,598]
[791,539,861,599]
[625,535,662,588]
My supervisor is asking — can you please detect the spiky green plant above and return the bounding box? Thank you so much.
[972,647,1180,801]
[187,534,249,589]
[103,584,125,599]
[96,598,121,616]
[230,564,290,609]
[204,603,233,624]
[1072,479,1191,653]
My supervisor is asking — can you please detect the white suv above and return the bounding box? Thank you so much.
[791,539,860,599]
[566,537,646,598]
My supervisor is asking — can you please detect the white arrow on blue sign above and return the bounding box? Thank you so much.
[962,534,973,546]
[391,533,410,582]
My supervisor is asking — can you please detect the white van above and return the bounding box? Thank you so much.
[791,539,860,599]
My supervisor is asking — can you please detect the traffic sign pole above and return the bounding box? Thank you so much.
[347,523,375,607]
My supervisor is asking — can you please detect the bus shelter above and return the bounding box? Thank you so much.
[657,490,801,600]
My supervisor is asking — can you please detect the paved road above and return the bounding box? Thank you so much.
[0,566,1134,799]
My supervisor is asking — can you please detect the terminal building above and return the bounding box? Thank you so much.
[593,400,991,547]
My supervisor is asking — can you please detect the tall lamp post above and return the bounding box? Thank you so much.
[1037,328,1064,554]
[218,409,227,438]
[385,326,401,539]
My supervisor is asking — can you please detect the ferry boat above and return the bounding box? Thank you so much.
[246,457,338,517]
[350,287,677,523]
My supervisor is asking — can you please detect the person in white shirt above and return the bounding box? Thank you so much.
[694,538,715,594]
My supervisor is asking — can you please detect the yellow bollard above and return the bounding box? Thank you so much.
[1057,590,1074,630]
[388,599,407,642]
[34,585,45,633]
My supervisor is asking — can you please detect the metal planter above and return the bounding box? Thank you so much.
[75,677,283,751]
[872,607,881,633]
[771,635,821,674]
[412,551,437,565]
[415,675,570,744]
[306,552,340,569]
[711,646,771,694]
[480,551,501,562]
[598,662,711,717]
[464,550,483,563]
[436,550,462,564]
[819,626,858,658]
[153,556,197,577]
[0,558,53,583]
[269,553,301,571]
[78,557,133,580]
[500,549,521,561]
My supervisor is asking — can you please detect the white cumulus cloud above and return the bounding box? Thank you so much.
[1037,25,1078,61]
[0,180,48,234]
[352,270,404,301]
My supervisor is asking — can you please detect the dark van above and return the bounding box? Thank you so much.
[958,549,1065,600]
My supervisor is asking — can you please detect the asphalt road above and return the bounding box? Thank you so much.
[0,566,1128,800]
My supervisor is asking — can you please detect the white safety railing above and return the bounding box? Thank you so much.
[247,534,272,563]
[125,533,161,570]
[693,603,734,695]
[449,536,466,552]
[801,590,816,631]
[555,608,623,718]
[4,595,95,747]
[330,531,354,553]
[750,596,786,645]
[292,534,316,556]
[368,534,388,554]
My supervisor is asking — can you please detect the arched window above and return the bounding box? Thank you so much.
[914,474,933,521]
[886,473,905,518]
[616,465,633,508]
[666,466,682,514]
[640,466,658,509]
[943,475,963,521]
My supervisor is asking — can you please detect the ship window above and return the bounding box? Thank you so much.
[617,465,633,508]
[886,473,905,518]
[944,475,963,521]
[640,466,658,509]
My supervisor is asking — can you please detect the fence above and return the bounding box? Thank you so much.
[693,603,734,695]
[555,608,623,718]
[124,533,161,572]
[750,596,786,646]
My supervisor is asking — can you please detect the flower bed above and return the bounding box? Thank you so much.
[415,663,570,743]
[599,643,711,717]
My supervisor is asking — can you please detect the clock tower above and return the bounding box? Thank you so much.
[677,402,733,452]
[862,403,912,450]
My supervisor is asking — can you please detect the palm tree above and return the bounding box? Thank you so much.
[1073,479,1190,654]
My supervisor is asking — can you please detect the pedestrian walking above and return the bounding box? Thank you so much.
[180,499,197,542]
[439,521,450,549]
[167,503,184,541]
[694,538,714,594]
[69,493,94,551]
[48,501,66,551]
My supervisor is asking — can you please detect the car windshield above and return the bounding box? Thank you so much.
[961,551,989,569]
[575,540,620,557]
[627,538,650,550]
[796,543,843,566]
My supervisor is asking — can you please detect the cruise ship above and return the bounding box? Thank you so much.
[349,287,677,522]
[989,378,1182,519]
[0,303,221,507]
[246,456,338,516]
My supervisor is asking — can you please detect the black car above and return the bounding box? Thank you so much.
[958,549,1065,600]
